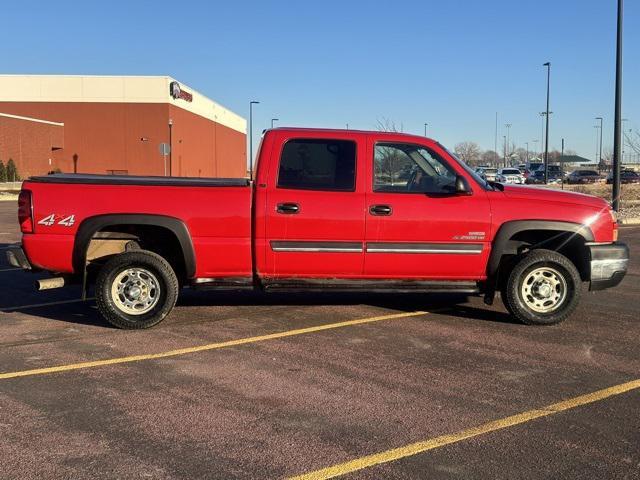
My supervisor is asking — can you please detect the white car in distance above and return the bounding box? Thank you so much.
[496,168,525,184]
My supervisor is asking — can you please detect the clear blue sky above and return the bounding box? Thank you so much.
[1,0,638,161]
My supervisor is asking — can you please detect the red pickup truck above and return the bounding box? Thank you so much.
[7,128,629,329]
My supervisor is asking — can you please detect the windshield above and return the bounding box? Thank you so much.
[438,143,493,190]
[502,169,520,174]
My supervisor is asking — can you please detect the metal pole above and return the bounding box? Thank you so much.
[612,0,623,211]
[249,101,259,181]
[543,62,551,184]
[503,135,507,166]
[424,123,428,137]
[494,112,498,166]
[596,117,603,171]
[525,142,529,163]
[271,118,279,128]
[505,124,512,166]
[561,138,565,190]
[168,118,173,176]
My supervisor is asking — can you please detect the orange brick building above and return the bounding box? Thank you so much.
[0,75,247,179]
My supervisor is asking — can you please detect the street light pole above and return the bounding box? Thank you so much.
[505,124,512,166]
[525,142,529,162]
[168,118,173,176]
[494,112,498,166]
[424,123,428,137]
[271,118,279,128]
[543,62,551,184]
[249,100,259,181]
[595,117,603,171]
[503,135,507,166]
[612,0,624,211]
[561,138,565,190]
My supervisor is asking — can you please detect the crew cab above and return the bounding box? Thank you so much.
[7,128,629,328]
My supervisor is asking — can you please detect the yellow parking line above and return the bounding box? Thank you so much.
[0,310,426,380]
[289,378,640,480]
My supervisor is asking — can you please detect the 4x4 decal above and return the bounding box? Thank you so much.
[38,214,76,227]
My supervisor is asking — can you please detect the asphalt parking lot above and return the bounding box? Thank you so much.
[0,200,639,479]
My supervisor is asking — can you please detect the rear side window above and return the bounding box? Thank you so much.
[277,139,356,191]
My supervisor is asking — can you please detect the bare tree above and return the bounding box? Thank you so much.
[454,141,482,166]
[375,118,403,133]
[481,150,499,166]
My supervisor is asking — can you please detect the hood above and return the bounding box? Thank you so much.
[501,185,609,209]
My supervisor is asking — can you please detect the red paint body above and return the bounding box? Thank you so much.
[19,129,616,283]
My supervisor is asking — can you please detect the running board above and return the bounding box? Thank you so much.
[191,277,254,290]
[261,278,480,294]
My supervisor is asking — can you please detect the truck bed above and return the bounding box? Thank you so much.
[21,174,253,279]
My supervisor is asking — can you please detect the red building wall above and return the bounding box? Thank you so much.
[0,114,64,179]
[0,102,246,178]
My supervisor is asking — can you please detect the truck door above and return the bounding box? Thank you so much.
[364,138,492,279]
[260,132,366,278]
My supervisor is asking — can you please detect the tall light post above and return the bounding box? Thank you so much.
[505,124,512,166]
[424,123,428,137]
[595,117,604,171]
[561,138,565,190]
[494,112,498,165]
[622,118,628,160]
[543,62,551,184]
[249,100,260,180]
[271,118,279,128]
[503,135,507,166]
[612,0,624,211]
[532,139,539,160]
[525,142,529,162]
[168,118,173,176]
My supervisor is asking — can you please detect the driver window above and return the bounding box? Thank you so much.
[373,143,457,193]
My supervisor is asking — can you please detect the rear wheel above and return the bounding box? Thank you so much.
[95,250,179,329]
[502,249,582,325]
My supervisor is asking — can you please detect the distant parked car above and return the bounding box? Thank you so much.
[606,170,640,184]
[567,170,603,184]
[478,167,498,182]
[526,170,564,185]
[527,162,544,173]
[496,168,525,184]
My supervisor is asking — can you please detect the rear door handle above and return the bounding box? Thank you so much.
[369,204,392,216]
[277,203,300,214]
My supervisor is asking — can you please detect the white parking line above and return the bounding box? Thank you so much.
[0,268,21,272]
[1,298,95,312]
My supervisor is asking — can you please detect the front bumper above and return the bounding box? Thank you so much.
[589,243,629,291]
[6,246,32,270]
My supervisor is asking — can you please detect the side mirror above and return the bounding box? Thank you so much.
[455,175,472,195]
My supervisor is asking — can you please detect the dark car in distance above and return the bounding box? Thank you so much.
[567,170,603,184]
[606,170,640,184]
[526,170,563,184]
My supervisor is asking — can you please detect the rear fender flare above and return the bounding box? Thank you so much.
[73,214,196,278]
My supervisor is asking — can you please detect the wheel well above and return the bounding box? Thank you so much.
[86,225,187,281]
[497,229,590,282]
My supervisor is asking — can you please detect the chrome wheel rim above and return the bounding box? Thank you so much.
[111,268,160,315]
[520,266,567,313]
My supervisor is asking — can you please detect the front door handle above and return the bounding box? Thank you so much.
[369,204,392,216]
[277,203,300,214]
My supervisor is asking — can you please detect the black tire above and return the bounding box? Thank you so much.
[95,250,179,329]
[501,249,582,326]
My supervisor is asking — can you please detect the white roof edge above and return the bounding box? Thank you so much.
[0,75,246,134]
[0,112,64,126]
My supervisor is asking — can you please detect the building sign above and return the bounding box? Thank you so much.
[169,81,193,102]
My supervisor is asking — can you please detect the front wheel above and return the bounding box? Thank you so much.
[95,250,179,329]
[502,249,582,325]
